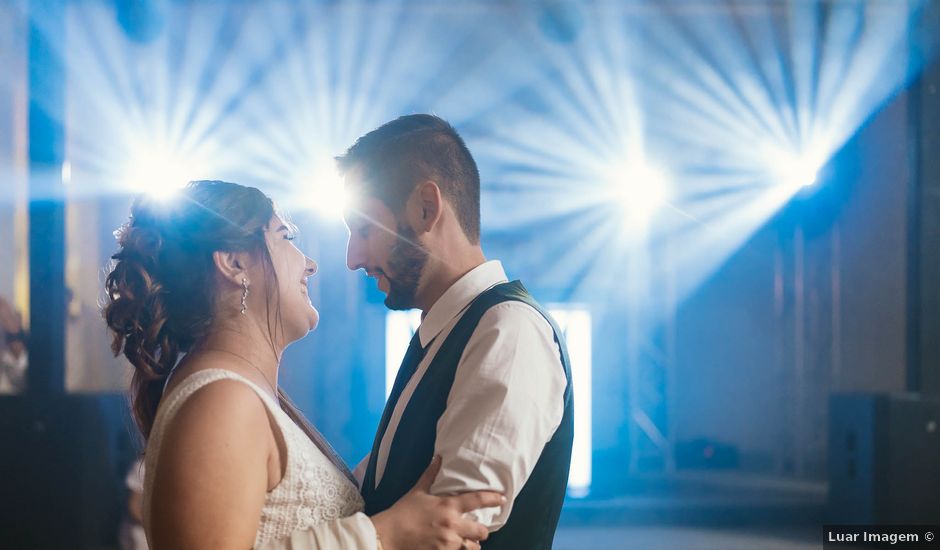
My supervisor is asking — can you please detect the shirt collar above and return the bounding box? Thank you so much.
[417,260,509,348]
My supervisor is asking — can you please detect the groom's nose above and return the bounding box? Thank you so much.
[346,238,365,272]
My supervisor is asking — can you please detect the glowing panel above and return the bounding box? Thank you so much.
[548,306,592,498]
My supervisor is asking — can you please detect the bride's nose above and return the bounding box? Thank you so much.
[305,257,318,276]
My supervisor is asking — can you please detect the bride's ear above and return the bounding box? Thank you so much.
[212,250,250,287]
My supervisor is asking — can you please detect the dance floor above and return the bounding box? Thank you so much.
[554,526,821,550]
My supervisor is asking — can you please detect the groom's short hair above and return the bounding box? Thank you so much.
[336,114,481,243]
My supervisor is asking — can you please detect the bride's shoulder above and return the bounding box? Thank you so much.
[165,375,269,440]
[152,375,275,482]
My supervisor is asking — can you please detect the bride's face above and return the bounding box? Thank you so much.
[258,215,319,345]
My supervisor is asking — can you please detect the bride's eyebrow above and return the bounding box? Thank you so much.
[276,223,300,237]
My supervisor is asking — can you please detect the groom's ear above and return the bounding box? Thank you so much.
[411,180,443,233]
[212,251,250,287]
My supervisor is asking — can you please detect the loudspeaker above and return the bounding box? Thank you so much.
[0,394,138,549]
[828,393,940,524]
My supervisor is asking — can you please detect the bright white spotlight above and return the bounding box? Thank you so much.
[298,156,348,218]
[771,153,821,189]
[123,144,199,199]
[605,159,671,229]
[763,142,828,191]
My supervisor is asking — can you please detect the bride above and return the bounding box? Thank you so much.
[104,180,500,549]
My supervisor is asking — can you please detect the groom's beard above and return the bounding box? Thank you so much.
[384,223,429,311]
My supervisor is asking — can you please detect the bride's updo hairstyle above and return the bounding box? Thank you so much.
[104,180,276,439]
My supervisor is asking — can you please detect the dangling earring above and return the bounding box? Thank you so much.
[240,278,249,315]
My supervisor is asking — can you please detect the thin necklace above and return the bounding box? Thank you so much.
[203,347,279,400]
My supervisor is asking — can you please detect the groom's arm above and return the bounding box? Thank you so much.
[429,301,566,531]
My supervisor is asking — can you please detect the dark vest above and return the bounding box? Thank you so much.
[361,281,574,550]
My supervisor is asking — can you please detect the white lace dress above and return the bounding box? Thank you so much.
[142,369,378,549]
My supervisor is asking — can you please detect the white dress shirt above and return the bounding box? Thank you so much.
[371,260,567,530]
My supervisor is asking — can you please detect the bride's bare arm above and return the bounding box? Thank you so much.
[149,380,274,549]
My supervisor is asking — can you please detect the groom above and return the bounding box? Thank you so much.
[340,114,574,549]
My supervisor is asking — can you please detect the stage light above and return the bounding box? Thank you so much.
[121,143,200,200]
[762,142,828,191]
[606,159,671,230]
[298,157,349,219]
[774,154,819,190]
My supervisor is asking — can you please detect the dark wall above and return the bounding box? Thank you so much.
[911,55,940,396]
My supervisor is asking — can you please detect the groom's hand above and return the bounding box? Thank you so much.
[371,456,505,550]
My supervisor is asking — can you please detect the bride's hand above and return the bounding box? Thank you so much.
[370,456,504,550]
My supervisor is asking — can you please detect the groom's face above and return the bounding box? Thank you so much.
[345,194,429,311]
